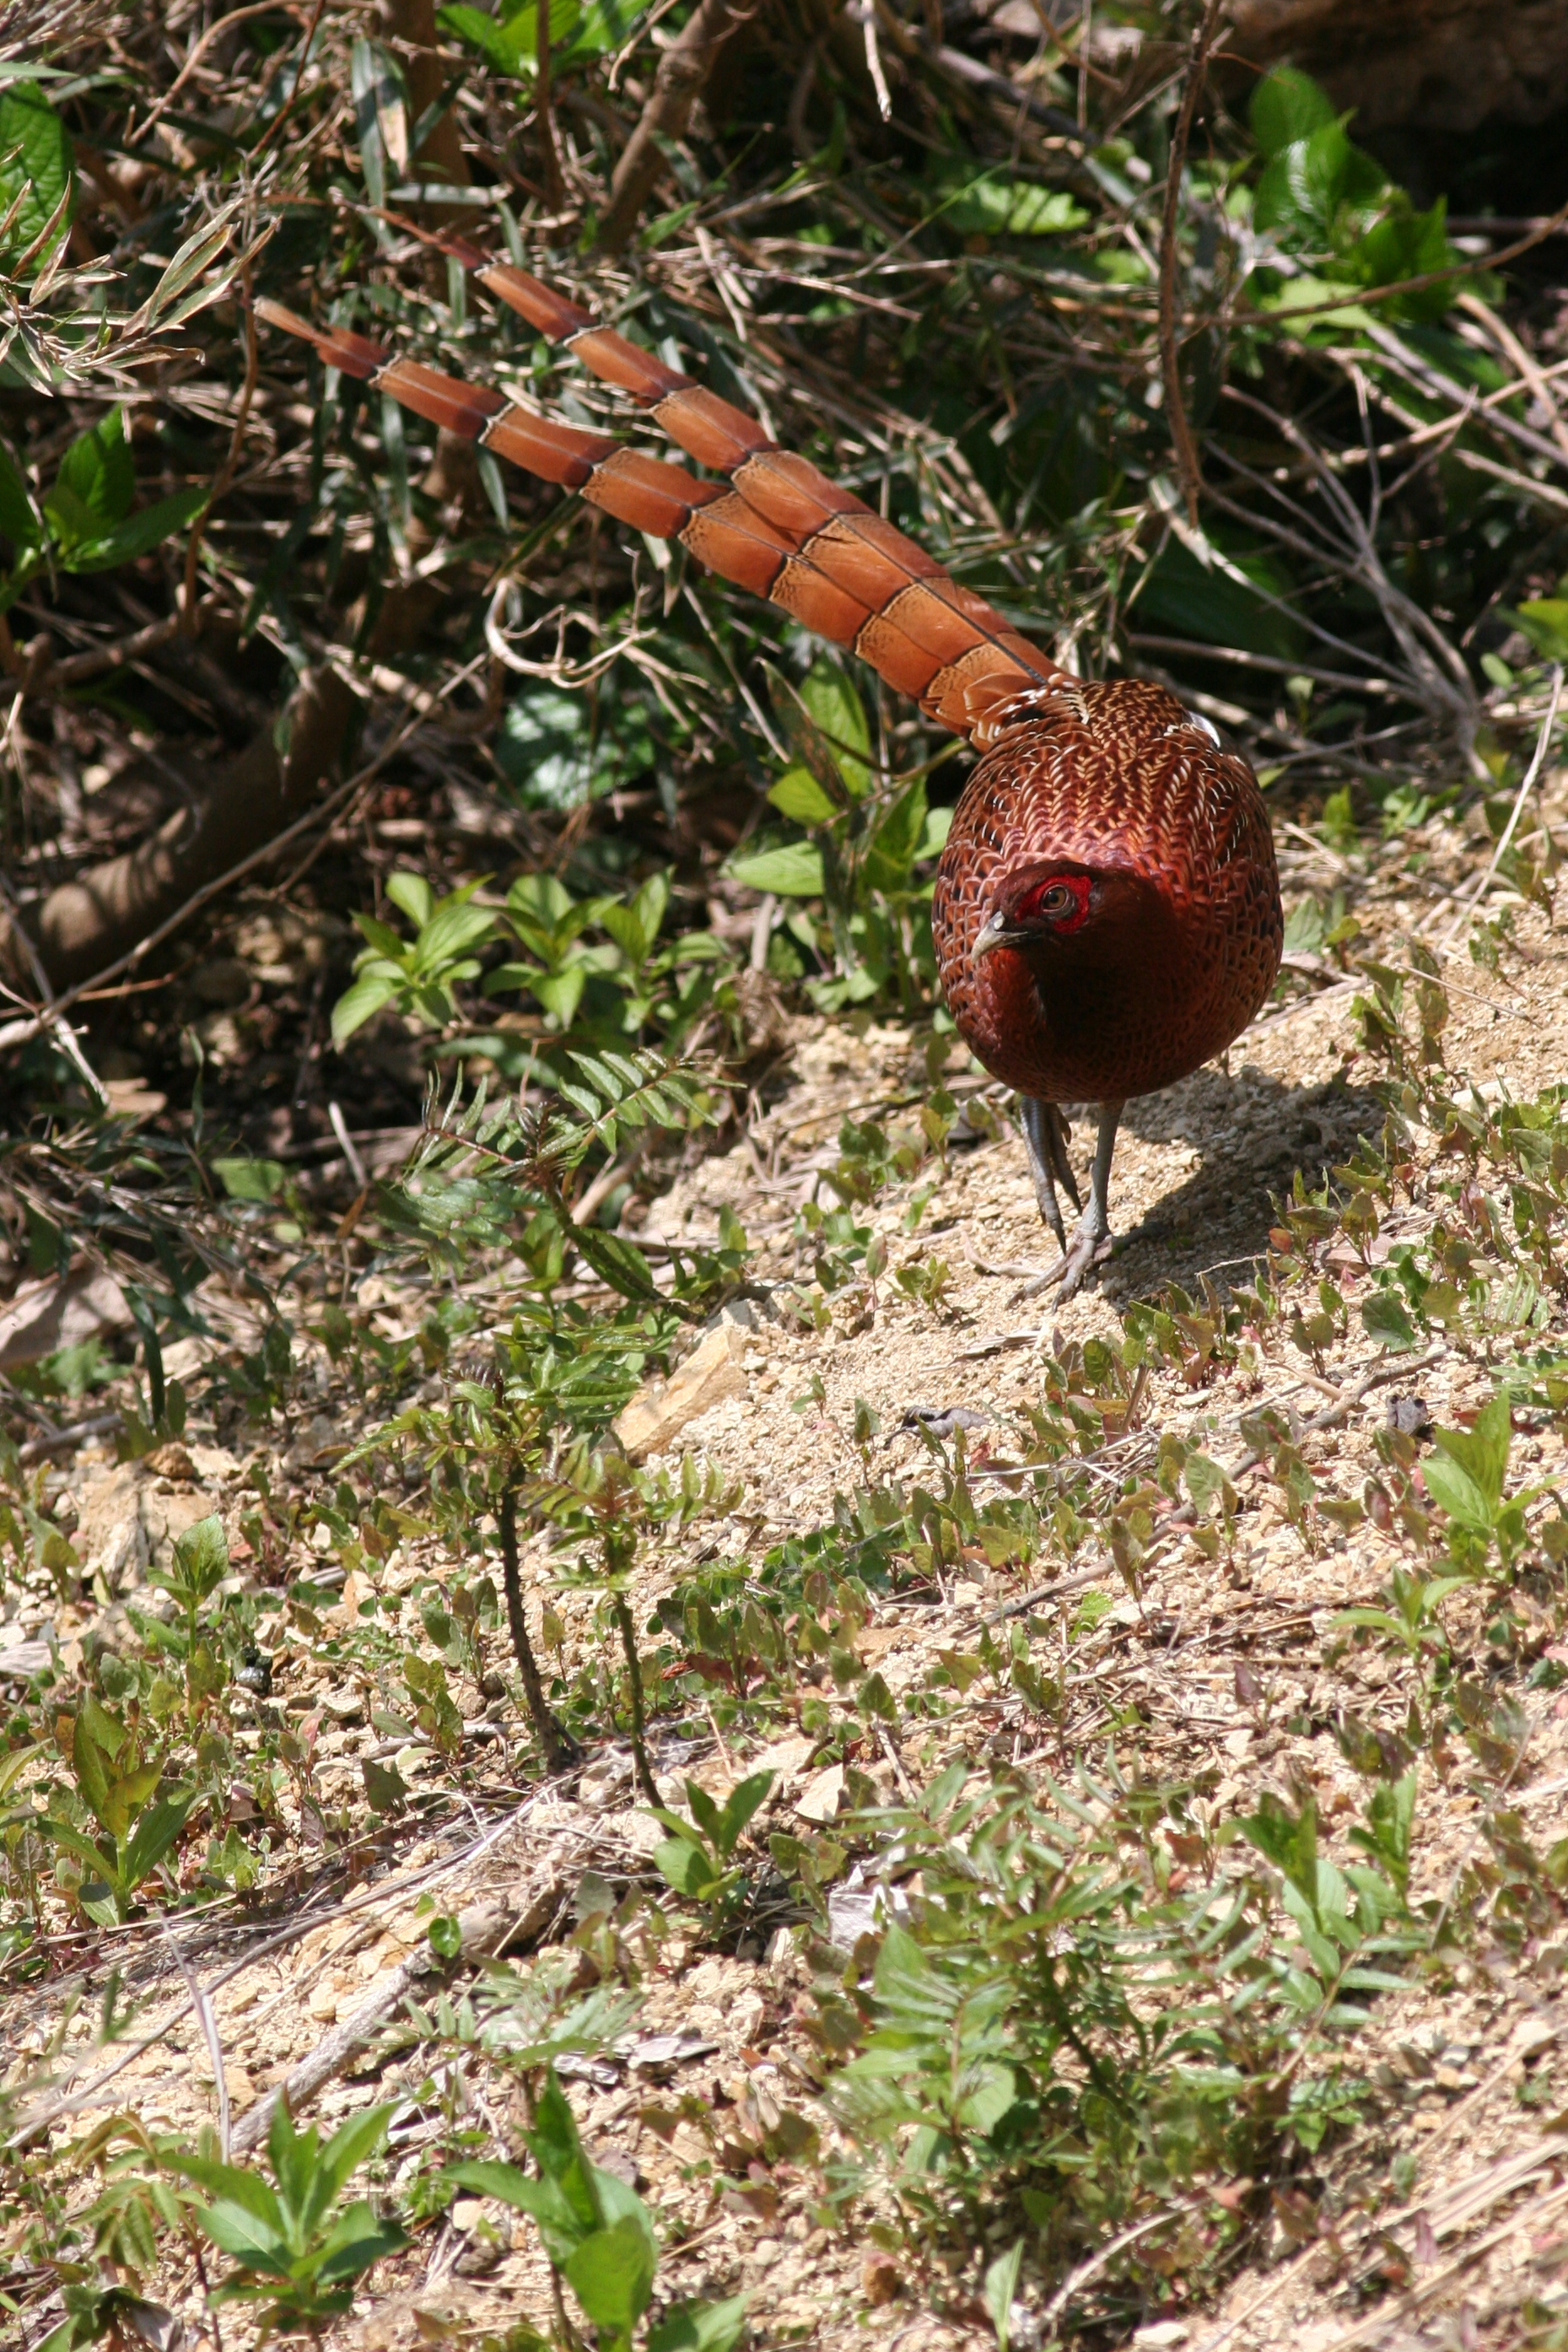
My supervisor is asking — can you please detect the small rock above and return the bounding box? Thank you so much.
[0,1260,132,1371]
[306,1980,339,2023]
[613,1324,747,1462]
[1133,2327,1188,2351]
[861,2253,903,2306]
[147,1442,197,1484]
[0,1639,51,1682]
[795,1763,845,1824]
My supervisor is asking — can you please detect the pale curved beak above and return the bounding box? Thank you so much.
[973,909,1024,959]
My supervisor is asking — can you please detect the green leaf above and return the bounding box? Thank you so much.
[563,2216,658,2343]
[385,870,434,929]
[648,2295,750,2352]
[444,2159,587,2256]
[331,970,400,1045]
[1249,66,1338,159]
[918,806,952,860]
[1420,1454,1492,1533]
[439,0,581,73]
[62,487,207,574]
[653,1836,724,1898]
[1361,1288,1417,1351]
[937,175,1087,236]
[48,411,134,543]
[1512,600,1568,664]
[315,2199,407,2284]
[213,1157,286,1203]
[768,766,838,826]
[726,842,825,898]
[172,1513,229,1599]
[798,659,871,796]
[983,2243,1024,2351]
[717,1769,775,1857]
[318,2105,396,2211]
[1431,1394,1510,1511]
[362,1756,409,1814]
[121,1788,195,1885]
[72,1704,116,1826]
[197,2197,292,2270]
[0,83,74,272]
[1238,1789,1320,1916]
[864,777,929,895]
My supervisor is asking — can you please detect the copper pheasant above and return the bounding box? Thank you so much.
[255,239,1283,1294]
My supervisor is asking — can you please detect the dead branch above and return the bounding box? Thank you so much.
[595,0,757,251]
[1159,0,1222,527]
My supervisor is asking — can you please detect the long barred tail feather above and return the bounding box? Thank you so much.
[256,267,1068,743]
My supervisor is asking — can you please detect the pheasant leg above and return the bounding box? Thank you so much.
[1019,1098,1081,1249]
[1016,1100,1125,1303]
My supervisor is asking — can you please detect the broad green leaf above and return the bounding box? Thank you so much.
[798,659,870,796]
[331,970,399,1044]
[727,843,824,898]
[172,1513,229,1596]
[768,766,838,826]
[918,805,952,860]
[762,662,853,805]
[653,1836,723,1898]
[72,1706,118,1826]
[439,0,580,72]
[864,777,929,894]
[938,175,1087,236]
[983,2243,1024,2350]
[1421,1454,1493,1533]
[414,898,500,974]
[385,870,434,929]
[445,2160,585,2255]
[48,411,134,542]
[648,2294,750,2352]
[196,2198,293,2269]
[563,2215,657,2341]
[121,1787,194,1883]
[213,1157,286,1203]
[1238,1789,1319,1914]
[1249,66,1338,159]
[62,486,207,573]
[315,2200,407,2283]
[0,1738,41,1800]
[40,1815,115,1880]
[315,2103,396,2215]
[0,83,74,271]
[717,1770,775,1855]
[1431,1394,1511,1509]
[1361,1288,1417,1351]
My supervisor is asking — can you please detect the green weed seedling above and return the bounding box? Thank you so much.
[170,2097,407,2339]
[42,1698,194,1924]
[450,2069,746,2352]
[0,405,206,618]
[332,871,500,1043]
[142,1513,231,1710]
[649,1769,775,1927]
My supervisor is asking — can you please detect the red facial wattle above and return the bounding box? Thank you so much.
[1016,872,1091,931]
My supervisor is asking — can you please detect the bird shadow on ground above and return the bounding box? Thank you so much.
[1080,1059,1388,1307]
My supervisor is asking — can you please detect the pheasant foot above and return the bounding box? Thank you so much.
[1011,1218,1116,1303]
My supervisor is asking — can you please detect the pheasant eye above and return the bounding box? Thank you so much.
[1041,885,1075,916]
